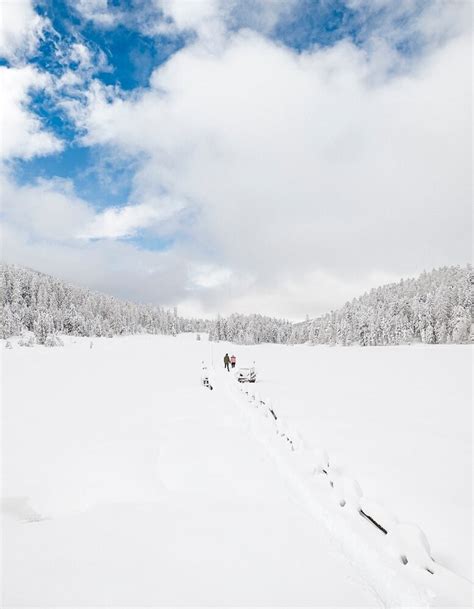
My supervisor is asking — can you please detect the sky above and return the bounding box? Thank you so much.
[0,0,471,320]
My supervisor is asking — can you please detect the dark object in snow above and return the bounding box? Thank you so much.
[269,408,277,420]
[201,365,213,390]
[202,376,213,390]
[359,508,388,535]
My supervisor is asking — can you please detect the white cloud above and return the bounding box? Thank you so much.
[0,65,63,161]
[159,0,220,31]
[190,263,233,289]
[179,267,404,320]
[69,42,95,71]
[80,204,160,239]
[80,195,187,239]
[0,172,192,307]
[1,217,191,306]
[153,0,296,45]
[0,0,45,61]
[1,175,94,240]
[74,24,471,317]
[345,0,471,46]
[71,0,119,28]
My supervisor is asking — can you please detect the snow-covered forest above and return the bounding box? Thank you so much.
[0,264,209,343]
[1,264,472,345]
[209,313,293,344]
[290,265,472,346]
[210,266,472,346]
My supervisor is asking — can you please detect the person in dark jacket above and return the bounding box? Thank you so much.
[224,353,230,371]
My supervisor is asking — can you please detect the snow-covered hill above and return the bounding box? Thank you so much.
[0,263,210,341]
[290,265,472,346]
[2,334,471,606]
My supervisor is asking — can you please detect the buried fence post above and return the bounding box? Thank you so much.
[359,509,388,535]
[357,499,397,536]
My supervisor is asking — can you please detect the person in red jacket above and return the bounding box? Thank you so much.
[230,355,236,368]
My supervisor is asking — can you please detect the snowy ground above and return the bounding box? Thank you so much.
[219,340,472,582]
[1,334,472,607]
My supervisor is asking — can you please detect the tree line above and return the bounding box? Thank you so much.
[1,263,471,346]
[0,264,209,343]
[290,265,472,346]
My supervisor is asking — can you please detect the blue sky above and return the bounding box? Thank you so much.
[0,0,470,318]
[12,0,188,209]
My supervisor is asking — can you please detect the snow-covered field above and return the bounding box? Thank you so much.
[1,334,472,607]
[219,340,473,581]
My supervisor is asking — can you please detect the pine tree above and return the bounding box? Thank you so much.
[33,310,54,344]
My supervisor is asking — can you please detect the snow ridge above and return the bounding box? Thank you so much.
[224,375,472,608]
